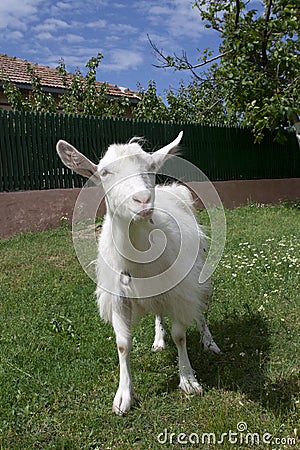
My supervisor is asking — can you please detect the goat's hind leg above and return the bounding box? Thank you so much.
[152,315,166,351]
[196,314,221,354]
[112,297,135,415]
[171,322,202,395]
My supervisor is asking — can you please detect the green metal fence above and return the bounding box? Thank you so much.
[0,110,299,192]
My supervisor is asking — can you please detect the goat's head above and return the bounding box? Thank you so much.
[56,132,183,221]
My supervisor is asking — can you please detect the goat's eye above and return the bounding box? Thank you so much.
[99,168,111,178]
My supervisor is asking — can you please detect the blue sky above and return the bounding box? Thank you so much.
[0,0,221,95]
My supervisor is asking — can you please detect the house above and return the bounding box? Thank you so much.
[0,54,140,115]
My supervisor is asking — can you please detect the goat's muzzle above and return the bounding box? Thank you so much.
[137,207,154,219]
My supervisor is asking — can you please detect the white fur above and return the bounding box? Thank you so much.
[56,132,220,416]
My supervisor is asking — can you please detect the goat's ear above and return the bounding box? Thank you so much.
[56,140,98,179]
[152,131,183,169]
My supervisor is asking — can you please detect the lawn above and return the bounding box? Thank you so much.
[0,205,299,449]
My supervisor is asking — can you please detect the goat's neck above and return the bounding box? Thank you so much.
[129,220,152,252]
[107,211,152,259]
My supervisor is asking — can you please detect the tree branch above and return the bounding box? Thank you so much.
[202,99,223,113]
[261,0,273,67]
[148,34,232,75]
[235,0,241,28]
[282,75,300,92]
[185,50,233,69]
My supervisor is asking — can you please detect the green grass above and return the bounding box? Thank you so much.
[0,205,299,449]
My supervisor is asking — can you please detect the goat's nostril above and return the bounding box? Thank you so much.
[133,191,151,204]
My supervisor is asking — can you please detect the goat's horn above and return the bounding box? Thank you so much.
[159,131,183,153]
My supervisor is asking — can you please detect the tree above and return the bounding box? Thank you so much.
[1,54,130,118]
[133,78,237,125]
[1,64,57,113]
[132,81,169,121]
[165,78,238,125]
[56,54,130,116]
[150,0,300,143]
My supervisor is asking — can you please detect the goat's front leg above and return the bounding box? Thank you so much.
[152,315,166,351]
[171,322,202,395]
[112,297,135,415]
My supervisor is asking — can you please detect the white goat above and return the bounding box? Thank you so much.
[56,132,220,415]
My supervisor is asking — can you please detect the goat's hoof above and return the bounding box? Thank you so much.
[152,340,166,352]
[179,376,203,395]
[112,389,134,416]
[203,341,221,355]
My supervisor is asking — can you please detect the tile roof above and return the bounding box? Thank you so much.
[0,54,140,101]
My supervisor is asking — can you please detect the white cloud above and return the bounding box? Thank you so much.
[35,31,86,46]
[49,0,108,14]
[102,49,144,72]
[0,0,43,29]
[109,24,139,35]
[86,19,107,28]
[55,1,75,10]
[34,18,71,32]
[9,30,24,40]
[136,0,206,41]
[36,31,53,41]
[63,34,85,44]
[148,5,171,16]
